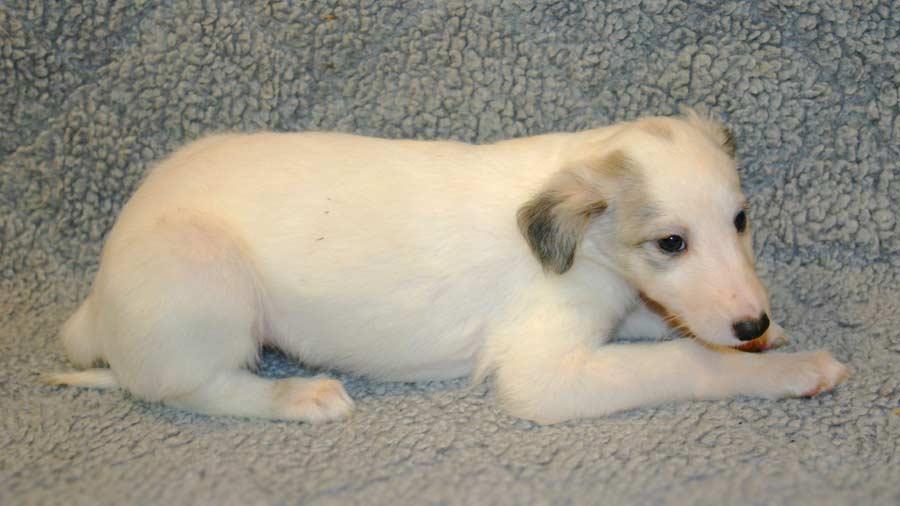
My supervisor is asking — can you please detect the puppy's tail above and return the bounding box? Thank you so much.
[40,369,119,390]
[59,297,103,368]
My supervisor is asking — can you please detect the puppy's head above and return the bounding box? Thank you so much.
[518,110,770,347]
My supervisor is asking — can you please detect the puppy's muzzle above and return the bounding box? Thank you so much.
[732,313,770,341]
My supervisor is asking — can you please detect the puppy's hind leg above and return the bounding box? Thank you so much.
[167,372,354,422]
[85,216,353,422]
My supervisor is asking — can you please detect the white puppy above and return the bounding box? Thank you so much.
[45,111,850,424]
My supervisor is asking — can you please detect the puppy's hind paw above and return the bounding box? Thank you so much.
[273,377,354,423]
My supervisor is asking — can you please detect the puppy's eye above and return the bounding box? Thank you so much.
[734,210,747,233]
[657,235,686,254]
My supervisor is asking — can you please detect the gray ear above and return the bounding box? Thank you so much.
[518,150,636,274]
[517,173,608,275]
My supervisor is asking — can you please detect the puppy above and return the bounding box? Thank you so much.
[44,111,850,424]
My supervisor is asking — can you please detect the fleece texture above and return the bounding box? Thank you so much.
[2,1,898,504]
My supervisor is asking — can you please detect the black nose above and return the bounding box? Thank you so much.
[732,313,770,341]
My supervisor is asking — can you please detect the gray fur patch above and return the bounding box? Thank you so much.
[517,191,602,274]
[518,150,639,274]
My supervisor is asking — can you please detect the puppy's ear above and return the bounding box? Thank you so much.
[518,151,631,274]
[721,128,737,158]
[681,107,737,158]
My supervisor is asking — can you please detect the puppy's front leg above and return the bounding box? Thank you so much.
[495,337,849,424]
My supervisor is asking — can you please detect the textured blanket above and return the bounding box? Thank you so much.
[2,1,898,504]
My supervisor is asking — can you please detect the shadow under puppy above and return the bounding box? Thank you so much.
[44,110,849,424]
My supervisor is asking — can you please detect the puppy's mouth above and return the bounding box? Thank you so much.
[638,293,770,352]
[639,293,697,339]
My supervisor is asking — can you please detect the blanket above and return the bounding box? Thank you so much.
[2,1,898,504]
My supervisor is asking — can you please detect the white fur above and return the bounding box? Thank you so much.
[45,113,849,424]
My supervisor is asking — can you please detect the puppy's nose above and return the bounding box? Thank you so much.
[732,313,770,341]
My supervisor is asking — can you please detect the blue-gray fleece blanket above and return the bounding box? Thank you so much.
[2,1,898,504]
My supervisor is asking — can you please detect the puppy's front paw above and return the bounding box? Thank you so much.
[769,351,850,399]
[273,377,354,423]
